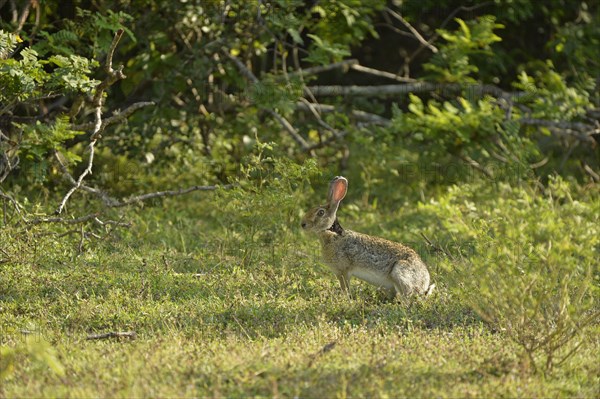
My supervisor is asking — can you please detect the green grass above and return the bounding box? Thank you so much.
[1,189,599,398]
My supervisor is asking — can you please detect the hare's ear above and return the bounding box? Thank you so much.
[327,176,348,205]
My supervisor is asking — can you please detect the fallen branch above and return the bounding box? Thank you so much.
[86,331,137,340]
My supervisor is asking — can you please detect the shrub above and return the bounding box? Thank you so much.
[420,177,600,373]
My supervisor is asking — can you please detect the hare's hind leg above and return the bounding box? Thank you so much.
[390,261,416,297]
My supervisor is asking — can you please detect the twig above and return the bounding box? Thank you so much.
[70,101,155,132]
[78,224,85,253]
[295,102,390,125]
[350,64,416,83]
[221,49,310,150]
[28,213,100,225]
[457,153,494,179]
[86,331,137,340]
[582,163,600,182]
[420,232,456,260]
[307,341,337,367]
[109,184,232,207]
[386,8,438,53]
[402,2,494,69]
[0,189,27,223]
[93,216,131,227]
[297,98,345,139]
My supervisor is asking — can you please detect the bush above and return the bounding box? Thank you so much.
[420,177,600,373]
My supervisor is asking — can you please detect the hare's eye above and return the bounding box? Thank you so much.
[317,209,325,217]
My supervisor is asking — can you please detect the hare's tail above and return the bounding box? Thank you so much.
[425,283,436,297]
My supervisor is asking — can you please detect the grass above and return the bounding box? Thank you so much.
[1,189,599,398]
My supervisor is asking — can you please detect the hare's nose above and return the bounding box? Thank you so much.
[301,222,307,229]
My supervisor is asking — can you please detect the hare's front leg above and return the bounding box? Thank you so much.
[336,273,351,296]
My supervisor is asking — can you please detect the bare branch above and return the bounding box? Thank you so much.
[15,0,34,33]
[306,83,523,100]
[519,118,599,132]
[56,29,128,214]
[29,213,100,225]
[519,118,599,145]
[70,101,155,132]
[54,146,231,210]
[307,83,434,97]
[297,98,345,140]
[109,184,233,208]
[286,59,358,78]
[104,30,122,73]
[582,163,600,182]
[295,102,390,125]
[0,189,27,223]
[53,150,119,206]
[349,64,416,83]
[401,2,494,69]
[386,8,438,53]
[221,49,310,150]
[457,153,495,179]
[56,127,99,214]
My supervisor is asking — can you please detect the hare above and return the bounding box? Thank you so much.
[301,176,434,299]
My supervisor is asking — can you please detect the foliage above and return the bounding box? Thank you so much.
[424,16,504,83]
[513,64,594,120]
[418,177,600,373]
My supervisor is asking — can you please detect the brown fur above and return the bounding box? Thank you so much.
[301,176,435,298]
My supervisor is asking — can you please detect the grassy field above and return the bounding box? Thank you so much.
[1,182,599,398]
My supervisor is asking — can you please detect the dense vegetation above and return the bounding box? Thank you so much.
[1,0,598,396]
